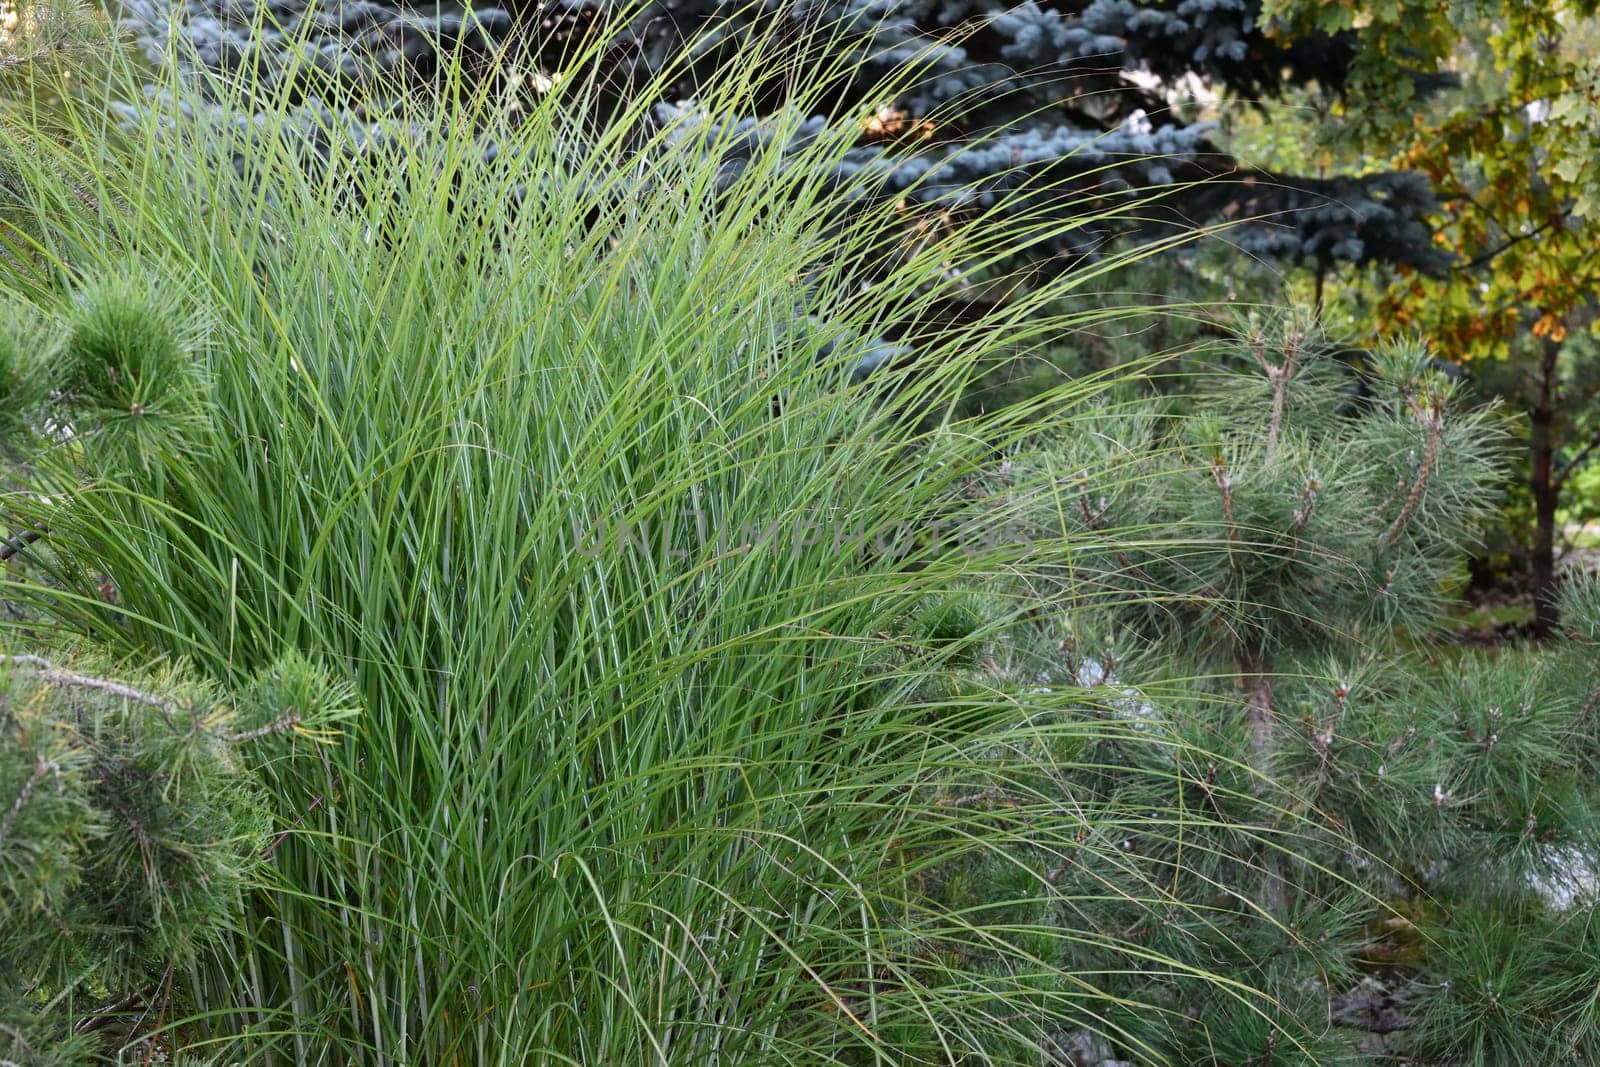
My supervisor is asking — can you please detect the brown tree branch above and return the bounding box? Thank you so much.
[0,526,46,563]
[1379,416,1445,550]
[3,654,180,728]
[1554,423,1600,491]
[1453,215,1565,273]
[0,755,52,845]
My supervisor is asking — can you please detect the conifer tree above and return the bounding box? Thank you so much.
[913,320,1600,1063]
[1045,314,1503,790]
[115,0,1453,282]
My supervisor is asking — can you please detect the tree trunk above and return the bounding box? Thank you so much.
[1530,337,1560,638]
[1242,668,1276,758]
[1240,661,1288,916]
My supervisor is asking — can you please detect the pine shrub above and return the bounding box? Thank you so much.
[0,651,355,1062]
[912,319,1600,1062]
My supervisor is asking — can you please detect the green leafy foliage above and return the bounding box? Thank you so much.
[3,3,1597,1064]
[1244,0,1600,628]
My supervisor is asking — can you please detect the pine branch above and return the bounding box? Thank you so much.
[1576,679,1600,727]
[1554,423,1600,491]
[1289,477,1320,537]
[100,763,157,879]
[1072,473,1162,592]
[0,754,53,845]
[4,654,317,753]
[1379,411,1445,550]
[1253,326,1304,459]
[1212,457,1238,565]
[0,526,46,563]
[3,654,180,729]
[1076,486,1109,529]
[225,712,303,743]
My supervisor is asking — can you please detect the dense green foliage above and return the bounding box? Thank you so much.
[0,650,355,1061]
[116,0,1454,283]
[0,15,1298,1062]
[1354,0,1600,633]
[101,0,1600,609]
[1208,0,1600,627]
[915,326,1600,1063]
[2,2,1598,1064]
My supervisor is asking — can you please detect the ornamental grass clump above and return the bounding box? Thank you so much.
[0,10,1285,1063]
